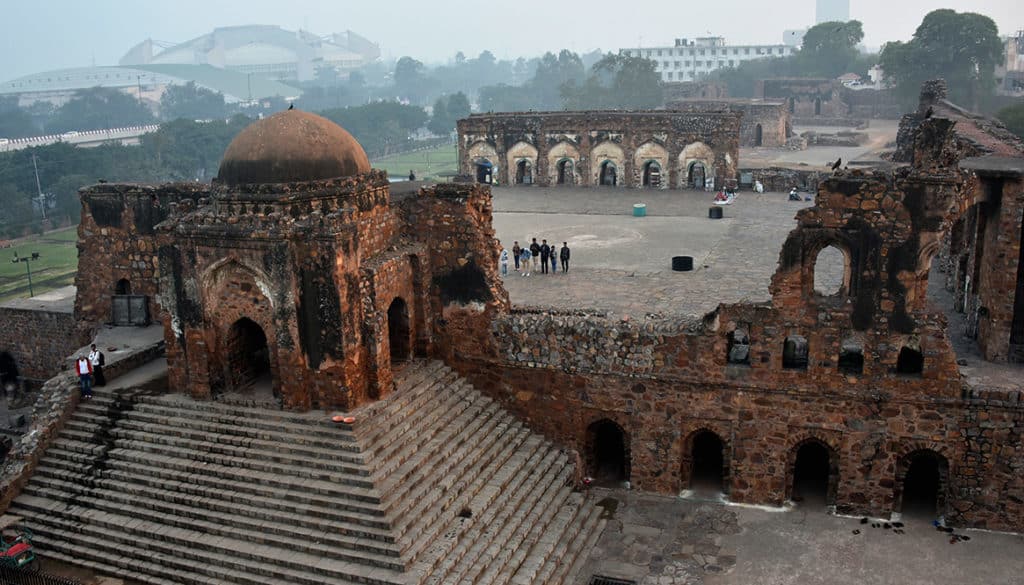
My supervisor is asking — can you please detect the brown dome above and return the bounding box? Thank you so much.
[217,110,370,185]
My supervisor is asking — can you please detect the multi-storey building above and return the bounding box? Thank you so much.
[620,37,795,82]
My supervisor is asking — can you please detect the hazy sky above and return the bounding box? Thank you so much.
[1,0,1017,81]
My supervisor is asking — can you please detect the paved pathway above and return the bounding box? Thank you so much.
[494,187,815,318]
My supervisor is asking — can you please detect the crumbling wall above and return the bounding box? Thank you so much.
[0,306,80,384]
[666,99,790,147]
[758,78,849,118]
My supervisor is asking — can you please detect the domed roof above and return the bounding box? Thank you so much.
[217,109,370,185]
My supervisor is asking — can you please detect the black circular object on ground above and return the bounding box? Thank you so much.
[672,256,694,272]
[708,206,723,219]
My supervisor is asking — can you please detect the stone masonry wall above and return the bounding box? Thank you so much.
[0,307,80,383]
[667,99,790,147]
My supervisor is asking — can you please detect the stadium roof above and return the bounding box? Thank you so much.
[0,64,301,102]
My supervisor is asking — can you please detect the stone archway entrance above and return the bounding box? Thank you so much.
[475,160,493,184]
[556,159,574,185]
[588,419,627,485]
[599,161,617,186]
[225,318,271,392]
[0,352,19,390]
[898,450,948,519]
[515,160,533,185]
[115,278,132,295]
[791,441,835,507]
[690,430,726,493]
[688,162,706,189]
[642,161,662,187]
[387,297,411,363]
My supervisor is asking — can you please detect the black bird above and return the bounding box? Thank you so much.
[925,106,933,119]
[831,157,842,171]
[288,103,294,110]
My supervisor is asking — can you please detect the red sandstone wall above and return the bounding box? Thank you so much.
[0,307,81,383]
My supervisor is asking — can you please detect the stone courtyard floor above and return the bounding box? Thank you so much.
[493,186,817,318]
[575,489,1024,585]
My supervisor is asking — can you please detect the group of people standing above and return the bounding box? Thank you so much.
[500,238,571,276]
[74,344,106,399]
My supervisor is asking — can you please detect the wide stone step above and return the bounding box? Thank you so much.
[511,493,591,585]
[378,393,501,513]
[458,465,574,585]
[358,363,451,445]
[20,474,394,543]
[362,373,463,460]
[35,544,199,585]
[425,444,564,584]
[58,423,375,487]
[26,520,401,585]
[548,505,606,585]
[507,493,586,585]
[36,447,386,520]
[399,427,535,563]
[70,407,369,465]
[12,490,401,568]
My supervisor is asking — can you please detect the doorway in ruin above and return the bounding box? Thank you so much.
[642,161,661,188]
[689,430,726,493]
[599,161,617,186]
[790,440,837,507]
[0,352,19,391]
[754,124,763,147]
[515,160,533,185]
[556,159,574,185]
[588,419,628,485]
[897,450,948,519]
[687,162,706,189]
[387,297,411,364]
[474,160,493,184]
[225,318,271,392]
[115,278,132,295]
[814,98,822,116]
[1010,214,1024,361]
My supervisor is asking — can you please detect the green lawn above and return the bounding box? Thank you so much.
[0,227,79,302]
[371,144,459,181]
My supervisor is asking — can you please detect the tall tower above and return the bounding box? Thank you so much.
[815,0,850,24]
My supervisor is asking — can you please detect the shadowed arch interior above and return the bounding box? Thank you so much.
[225,318,270,391]
[387,297,411,363]
[588,419,628,484]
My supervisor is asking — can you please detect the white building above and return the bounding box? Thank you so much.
[815,0,850,24]
[621,37,795,83]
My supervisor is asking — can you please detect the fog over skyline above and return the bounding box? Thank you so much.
[1,0,1017,81]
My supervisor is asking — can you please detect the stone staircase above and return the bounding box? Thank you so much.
[7,360,604,585]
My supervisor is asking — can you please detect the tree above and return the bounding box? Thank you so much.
[48,87,156,133]
[997,104,1024,139]
[428,97,449,135]
[799,20,865,77]
[160,82,227,121]
[394,57,426,102]
[0,97,37,139]
[319,102,428,156]
[879,9,1003,109]
[531,51,585,109]
[447,92,471,121]
[562,53,662,110]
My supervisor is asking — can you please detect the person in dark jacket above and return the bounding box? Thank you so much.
[529,238,541,272]
[560,242,571,273]
[539,239,550,274]
[512,241,522,272]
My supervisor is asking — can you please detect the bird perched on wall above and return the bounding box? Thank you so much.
[288,103,295,110]
[831,157,842,171]
[924,106,933,119]
[97,179,107,183]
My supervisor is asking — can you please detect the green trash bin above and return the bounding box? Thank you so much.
[633,203,647,217]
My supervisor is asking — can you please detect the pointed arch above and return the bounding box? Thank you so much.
[590,141,625,187]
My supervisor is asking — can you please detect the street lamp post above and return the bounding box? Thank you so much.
[12,252,40,297]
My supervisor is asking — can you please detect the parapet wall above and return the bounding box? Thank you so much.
[0,304,80,384]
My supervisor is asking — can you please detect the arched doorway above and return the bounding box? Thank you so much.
[896,347,924,375]
[754,124,763,147]
[475,160,493,184]
[515,160,533,185]
[387,297,410,363]
[898,450,948,519]
[642,161,661,188]
[588,419,628,485]
[225,318,271,391]
[688,162,706,189]
[689,430,726,493]
[599,161,617,186]
[556,159,574,185]
[115,278,132,295]
[790,440,836,507]
[0,352,19,390]
[814,98,822,116]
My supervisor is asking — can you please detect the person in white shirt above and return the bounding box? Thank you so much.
[75,355,93,399]
[88,344,106,387]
